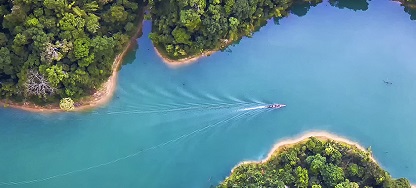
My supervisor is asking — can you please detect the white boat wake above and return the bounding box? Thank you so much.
[239,105,267,111]
[238,103,286,111]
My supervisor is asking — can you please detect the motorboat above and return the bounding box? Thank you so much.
[266,104,286,109]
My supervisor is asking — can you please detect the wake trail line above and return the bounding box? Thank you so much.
[238,105,267,111]
[0,111,251,186]
[105,101,261,115]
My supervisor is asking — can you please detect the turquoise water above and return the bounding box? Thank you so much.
[1,1,416,187]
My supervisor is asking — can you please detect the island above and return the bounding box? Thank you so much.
[218,132,411,188]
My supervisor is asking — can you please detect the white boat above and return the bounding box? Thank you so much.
[266,104,286,109]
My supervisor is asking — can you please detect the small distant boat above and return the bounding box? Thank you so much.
[383,80,393,85]
[266,104,286,109]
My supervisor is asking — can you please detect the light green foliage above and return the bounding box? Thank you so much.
[225,0,235,14]
[391,178,411,188]
[79,54,95,67]
[104,5,128,23]
[180,9,201,31]
[45,65,68,87]
[347,163,360,177]
[43,0,67,13]
[228,17,240,31]
[276,167,296,184]
[218,137,411,188]
[72,6,87,17]
[74,38,91,59]
[189,0,206,12]
[58,13,83,31]
[324,145,342,164]
[25,17,40,27]
[59,97,74,111]
[172,27,191,45]
[281,149,300,166]
[83,1,99,12]
[335,180,359,188]
[294,166,308,188]
[13,33,28,46]
[306,153,326,175]
[321,164,345,187]
[86,14,100,33]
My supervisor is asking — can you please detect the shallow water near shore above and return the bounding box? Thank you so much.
[1,1,416,187]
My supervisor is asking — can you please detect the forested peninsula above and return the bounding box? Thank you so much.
[1,0,416,111]
[148,0,322,63]
[0,0,146,111]
[218,132,412,188]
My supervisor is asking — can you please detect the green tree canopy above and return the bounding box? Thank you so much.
[218,137,411,188]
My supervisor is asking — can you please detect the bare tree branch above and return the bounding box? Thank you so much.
[40,40,72,63]
[24,70,55,98]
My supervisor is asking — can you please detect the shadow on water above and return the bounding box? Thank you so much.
[117,0,414,70]
[121,42,139,68]
[328,0,369,11]
[290,0,322,17]
[290,0,416,21]
[272,0,370,25]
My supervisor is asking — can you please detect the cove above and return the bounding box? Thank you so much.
[1,0,416,187]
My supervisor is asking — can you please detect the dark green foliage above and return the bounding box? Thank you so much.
[0,0,144,104]
[149,0,312,59]
[218,137,411,188]
[148,0,373,60]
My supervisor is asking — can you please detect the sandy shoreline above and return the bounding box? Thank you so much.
[0,16,145,113]
[154,40,233,68]
[154,47,218,68]
[230,131,378,172]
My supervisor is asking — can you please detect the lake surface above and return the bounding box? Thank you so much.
[1,1,416,187]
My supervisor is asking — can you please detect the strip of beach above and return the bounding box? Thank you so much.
[231,131,378,173]
[154,40,233,67]
[0,18,145,113]
[154,47,218,67]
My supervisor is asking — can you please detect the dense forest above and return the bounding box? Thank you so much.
[1,0,416,106]
[218,137,411,188]
[147,0,378,60]
[148,0,322,60]
[0,0,144,105]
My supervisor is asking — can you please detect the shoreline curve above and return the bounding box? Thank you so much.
[153,40,233,68]
[228,131,416,186]
[0,15,145,113]
[154,46,218,68]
